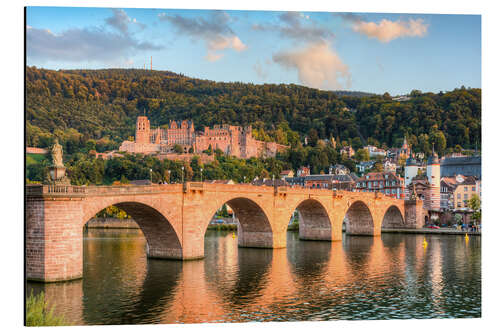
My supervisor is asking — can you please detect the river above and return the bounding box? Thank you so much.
[27,228,481,324]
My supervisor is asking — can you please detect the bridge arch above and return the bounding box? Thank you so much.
[381,205,405,229]
[344,200,375,235]
[84,199,183,259]
[294,198,332,241]
[207,196,275,248]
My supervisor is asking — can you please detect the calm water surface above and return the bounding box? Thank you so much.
[27,229,481,325]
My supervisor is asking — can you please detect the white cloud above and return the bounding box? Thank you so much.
[27,9,156,63]
[253,11,334,42]
[207,35,247,52]
[105,9,146,34]
[352,18,429,43]
[160,11,246,62]
[27,26,161,63]
[273,41,351,90]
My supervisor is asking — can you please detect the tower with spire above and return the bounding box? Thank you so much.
[426,144,441,212]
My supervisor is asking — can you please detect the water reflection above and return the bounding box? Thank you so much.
[26,229,481,325]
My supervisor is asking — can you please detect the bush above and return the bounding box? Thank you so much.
[26,291,67,326]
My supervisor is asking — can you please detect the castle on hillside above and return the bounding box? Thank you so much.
[119,115,289,159]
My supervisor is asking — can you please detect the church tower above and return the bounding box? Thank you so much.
[426,147,441,212]
[135,115,151,144]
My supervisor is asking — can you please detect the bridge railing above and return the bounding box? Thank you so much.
[26,183,183,197]
[26,184,88,196]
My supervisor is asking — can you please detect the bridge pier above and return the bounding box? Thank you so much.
[404,200,424,229]
[26,197,85,282]
[237,229,275,248]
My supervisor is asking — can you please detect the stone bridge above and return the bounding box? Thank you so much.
[26,182,423,282]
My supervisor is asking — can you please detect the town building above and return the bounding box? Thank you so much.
[383,159,397,172]
[340,146,355,158]
[329,164,350,175]
[279,170,294,179]
[398,136,411,161]
[119,115,288,159]
[94,151,124,160]
[251,178,287,187]
[440,175,481,211]
[26,147,48,155]
[364,145,387,158]
[354,172,405,199]
[284,173,357,191]
[356,160,375,174]
[440,155,481,179]
[297,166,310,177]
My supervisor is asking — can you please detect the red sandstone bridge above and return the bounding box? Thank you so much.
[26,182,423,282]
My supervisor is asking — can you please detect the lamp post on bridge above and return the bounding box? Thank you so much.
[181,166,184,184]
[167,170,171,184]
[200,168,203,182]
[149,168,152,184]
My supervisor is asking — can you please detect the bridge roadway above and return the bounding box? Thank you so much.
[26,182,423,282]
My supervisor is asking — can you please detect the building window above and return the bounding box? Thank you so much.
[472,186,476,191]
[464,194,468,200]
[464,187,468,192]
[457,193,461,199]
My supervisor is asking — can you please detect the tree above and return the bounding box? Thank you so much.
[173,144,183,154]
[430,130,447,155]
[354,148,370,162]
[220,204,229,218]
[351,137,363,150]
[372,162,384,172]
[307,128,319,146]
[468,193,481,225]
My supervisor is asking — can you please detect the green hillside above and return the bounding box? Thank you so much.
[26,66,481,157]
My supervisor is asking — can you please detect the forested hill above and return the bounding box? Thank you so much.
[26,66,481,155]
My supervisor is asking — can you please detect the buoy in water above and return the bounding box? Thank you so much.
[465,233,469,241]
[232,232,236,239]
[423,238,428,248]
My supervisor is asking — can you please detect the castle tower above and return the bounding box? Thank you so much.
[426,147,441,211]
[135,115,151,144]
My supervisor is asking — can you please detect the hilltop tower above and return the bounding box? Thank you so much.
[135,115,151,144]
[426,147,441,212]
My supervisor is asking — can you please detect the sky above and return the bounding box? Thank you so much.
[26,7,481,95]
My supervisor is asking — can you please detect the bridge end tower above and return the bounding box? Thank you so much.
[404,199,424,229]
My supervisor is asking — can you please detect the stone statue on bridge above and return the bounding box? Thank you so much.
[45,138,70,185]
[51,138,64,167]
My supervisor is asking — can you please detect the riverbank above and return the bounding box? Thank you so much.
[206,224,237,231]
[382,227,481,235]
[86,218,139,229]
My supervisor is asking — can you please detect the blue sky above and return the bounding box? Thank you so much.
[26,7,481,95]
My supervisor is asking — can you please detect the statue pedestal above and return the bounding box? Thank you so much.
[47,166,70,185]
